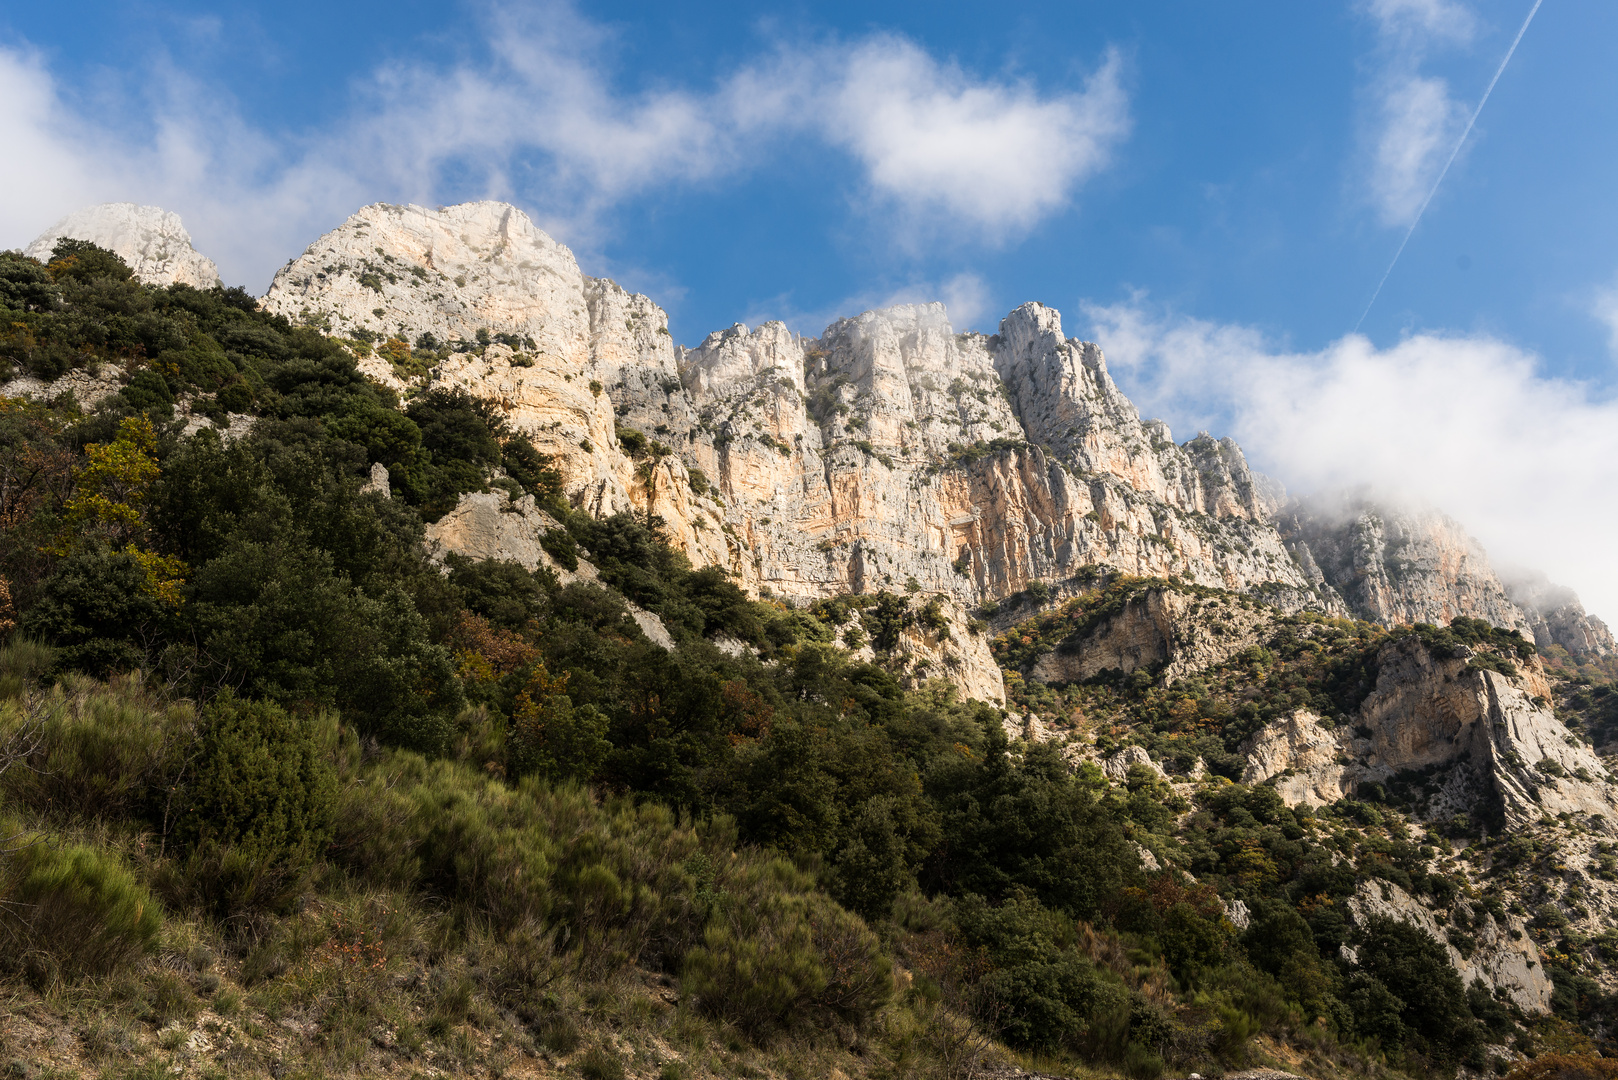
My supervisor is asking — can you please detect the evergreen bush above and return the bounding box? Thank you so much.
[173,693,338,909]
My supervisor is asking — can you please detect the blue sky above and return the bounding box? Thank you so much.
[5,0,1618,617]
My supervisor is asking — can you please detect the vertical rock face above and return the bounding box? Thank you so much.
[1277,495,1528,632]
[1278,494,1612,656]
[25,203,221,288]
[670,299,1326,610]
[1501,570,1617,658]
[1230,633,1618,827]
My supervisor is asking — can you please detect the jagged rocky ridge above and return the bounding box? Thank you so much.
[254,200,1610,664]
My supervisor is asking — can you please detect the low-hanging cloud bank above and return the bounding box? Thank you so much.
[1086,300,1618,624]
[0,2,1128,291]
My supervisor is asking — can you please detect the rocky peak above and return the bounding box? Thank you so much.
[263,201,592,352]
[678,320,805,399]
[25,202,220,288]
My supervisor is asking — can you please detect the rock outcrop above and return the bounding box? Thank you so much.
[1229,634,1618,827]
[422,491,675,649]
[1502,569,1617,658]
[261,204,1322,608]
[26,203,220,288]
[1028,587,1275,686]
[1279,494,1612,658]
[1240,709,1352,808]
[1277,494,1527,633]
[1344,878,1551,1012]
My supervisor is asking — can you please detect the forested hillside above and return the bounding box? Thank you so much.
[1,241,1614,1080]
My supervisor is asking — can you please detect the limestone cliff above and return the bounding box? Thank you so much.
[26,203,220,288]
[261,204,1321,613]
[1276,494,1526,633]
[256,200,1610,706]
[1501,569,1617,658]
[1279,493,1612,658]
[1027,587,1273,686]
[1344,878,1551,1012]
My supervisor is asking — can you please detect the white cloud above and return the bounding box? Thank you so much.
[0,48,106,245]
[1365,0,1476,46]
[824,40,1128,235]
[1368,74,1468,226]
[0,2,1128,289]
[1085,299,1618,624]
[1357,0,1475,227]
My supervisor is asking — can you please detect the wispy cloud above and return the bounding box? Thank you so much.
[1365,0,1476,46]
[0,1,1128,291]
[1358,0,1476,227]
[1085,298,1618,623]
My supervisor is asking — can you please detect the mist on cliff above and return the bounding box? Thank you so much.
[1088,298,1618,624]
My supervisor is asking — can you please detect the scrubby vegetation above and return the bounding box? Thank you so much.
[1,242,1614,1077]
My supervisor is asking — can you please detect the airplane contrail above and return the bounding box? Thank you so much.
[1354,0,1545,333]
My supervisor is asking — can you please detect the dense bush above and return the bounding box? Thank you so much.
[171,693,338,909]
[682,857,891,1037]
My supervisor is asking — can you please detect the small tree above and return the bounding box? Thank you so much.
[52,415,185,605]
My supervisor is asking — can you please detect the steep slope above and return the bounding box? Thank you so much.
[25,203,221,288]
[260,200,729,574]
[1278,493,1613,657]
[1502,568,1618,659]
[1001,577,1618,1012]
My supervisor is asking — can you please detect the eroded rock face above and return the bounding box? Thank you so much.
[1502,570,1617,658]
[1345,879,1551,1012]
[422,491,675,649]
[26,203,220,288]
[261,201,729,576]
[673,300,1329,613]
[1277,495,1527,634]
[1277,495,1612,659]
[1028,587,1276,687]
[1355,638,1618,824]
[1230,635,1618,827]
[1241,710,1350,808]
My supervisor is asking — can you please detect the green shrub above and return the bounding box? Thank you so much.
[1,838,161,983]
[0,637,53,698]
[172,694,337,910]
[540,528,580,572]
[535,1011,582,1054]
[4,678,186,825]
[1125,1041,1166,1080]
[682,856,890,1037]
